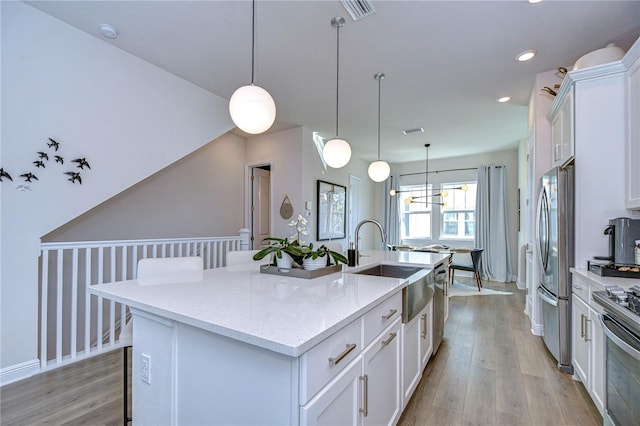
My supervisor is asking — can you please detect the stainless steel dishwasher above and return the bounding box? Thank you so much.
[432,260,448,354]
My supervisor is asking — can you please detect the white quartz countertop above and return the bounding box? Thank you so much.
[89,250,449,357]
[571,267,640,290]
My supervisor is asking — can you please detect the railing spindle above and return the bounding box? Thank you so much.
[70,248,78,360]
[56,249,63,364]
[40,249,49,369]
[38,234,243,371]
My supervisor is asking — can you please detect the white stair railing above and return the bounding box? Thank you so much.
[38,230,250,372]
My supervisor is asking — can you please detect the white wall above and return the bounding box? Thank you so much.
[301,129,379,250]
[245,127,304,239]
[245,127,379,251]
[43,133,246,242]
[1,2,233,373]
[517,139,528,289]
[389,148,520,279]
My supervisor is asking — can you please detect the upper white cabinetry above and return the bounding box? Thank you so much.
[625,41,640,210]
[550,87,574,168]
[547,38,640,267]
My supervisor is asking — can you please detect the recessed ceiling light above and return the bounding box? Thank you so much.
[528,0,543,3]
[99,24,119,39]
[517,50,536,61]
[497,96,511,103]
[402,127,424,135]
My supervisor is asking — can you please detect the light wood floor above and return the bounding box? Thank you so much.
[399,278,602,426]
[1,279,601,426]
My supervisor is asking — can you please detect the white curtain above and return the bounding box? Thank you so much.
[383,174,401,247]
[475,165,514,282]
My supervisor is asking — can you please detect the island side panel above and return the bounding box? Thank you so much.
[131,309,178,425]
[175,322,299,425]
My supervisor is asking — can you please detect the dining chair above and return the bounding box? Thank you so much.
[449,248,484,291]
[121,256,203,425]
[226,249,266,266]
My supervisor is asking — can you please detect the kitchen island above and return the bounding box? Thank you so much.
[90,250,449,425]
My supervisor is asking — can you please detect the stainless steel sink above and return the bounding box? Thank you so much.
[352,264,424,279]
[352,264,434,323]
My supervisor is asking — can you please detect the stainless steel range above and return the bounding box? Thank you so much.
[592,286,640,426]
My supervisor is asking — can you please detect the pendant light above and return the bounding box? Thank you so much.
[402,143,449,206]
[229,0,276,134]
[323,17,351,169]
[368,72,391,182]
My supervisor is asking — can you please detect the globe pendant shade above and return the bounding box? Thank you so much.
[323,138,351,168]
[229,84,276,134]
[368,160,390,182]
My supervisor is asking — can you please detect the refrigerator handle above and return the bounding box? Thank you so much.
[537,286,558,307]
[535,187,547,271]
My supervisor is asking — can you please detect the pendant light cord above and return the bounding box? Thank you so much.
[251,0,256,85]
[335,24,340,137]
[425,144,429,204]
[377,76,381,160]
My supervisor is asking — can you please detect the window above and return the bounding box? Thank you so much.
[440,182,477,239]
[399,184,433,239]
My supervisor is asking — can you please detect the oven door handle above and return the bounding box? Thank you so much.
[600,314,640,362]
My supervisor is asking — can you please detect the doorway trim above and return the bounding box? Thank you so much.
[245,161,273,250]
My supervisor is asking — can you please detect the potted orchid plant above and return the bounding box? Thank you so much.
[252,214,347,270]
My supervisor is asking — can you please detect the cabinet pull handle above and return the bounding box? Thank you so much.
[359,375,368,417]
[381,309,397,320]
[382,332,397,346]
[572,285,582,291]
[421,314,427,339]
[585,318,591,342]
[328,343,356,366]
[580,314,585,339]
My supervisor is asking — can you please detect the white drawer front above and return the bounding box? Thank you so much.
[571,274,590,302]
[299,318,363,405]
[363,292,402,348]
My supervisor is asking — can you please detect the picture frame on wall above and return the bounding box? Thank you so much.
[317,180,346,241]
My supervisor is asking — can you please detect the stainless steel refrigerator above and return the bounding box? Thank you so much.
[536,164,574,374]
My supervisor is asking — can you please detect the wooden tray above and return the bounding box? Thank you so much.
[588,261,640,279]
[259,264,342,279]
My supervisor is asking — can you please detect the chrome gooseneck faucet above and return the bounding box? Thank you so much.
[354,219,386,265]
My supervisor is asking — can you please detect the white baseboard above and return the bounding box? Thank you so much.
[531,322,543,336]
[0,358,40,386]
[516,279,526,290]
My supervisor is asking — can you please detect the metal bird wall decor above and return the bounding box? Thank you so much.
[0,168,13,182]
[72,158,91,170]
[2,136,92,189]
[64,172,82,184]
[47,138,60,151]
[20,172,38,182]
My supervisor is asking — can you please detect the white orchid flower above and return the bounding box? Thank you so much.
[299,216,308,225]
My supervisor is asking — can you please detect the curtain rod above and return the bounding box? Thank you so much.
[399,165,504,178]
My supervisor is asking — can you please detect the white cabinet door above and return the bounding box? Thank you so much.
[301,355,363,426]
[420,300,434,369]
[362,318,402,426]
[551,88,574,168]
[589,304,605,415]
[572,294,590,386]
[401,316,421,408]
[626,55,640,209]
[560,89,574,164]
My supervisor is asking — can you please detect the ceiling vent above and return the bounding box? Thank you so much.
[402,128,424,135]
[340,0,376,21]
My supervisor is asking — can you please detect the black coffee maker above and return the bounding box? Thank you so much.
[598,218,640,265]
